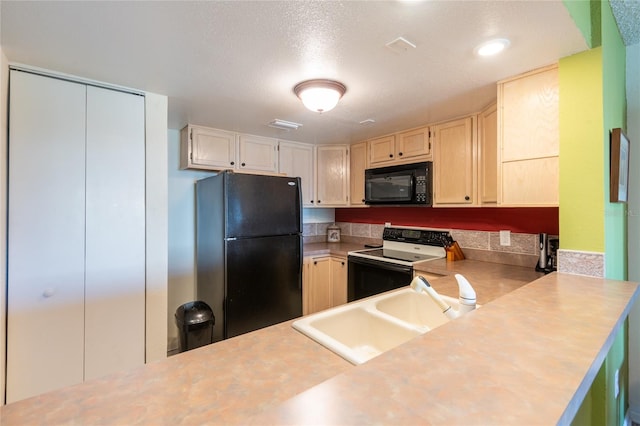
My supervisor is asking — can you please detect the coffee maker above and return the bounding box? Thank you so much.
[535,233,559,273]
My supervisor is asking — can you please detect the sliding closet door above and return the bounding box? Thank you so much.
[84,86,145,380]
[7,70,87,403]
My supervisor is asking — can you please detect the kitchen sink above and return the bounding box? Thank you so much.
[293,287,471,365]
[375,289,454,331]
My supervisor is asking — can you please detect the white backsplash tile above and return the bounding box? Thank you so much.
[558,249,605,277]
[489,232,537,255]
[451,230,489,250]
[351,223,371,238]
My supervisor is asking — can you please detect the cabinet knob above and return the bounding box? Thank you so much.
[314,261,317,265]
[361,199,365,203]
[310,200,314,204]
[341,261,345,266]
[317,200,321,203]
[43,288,56,298]
[389,154,393,158]
[230,161,235,166]
[241,162,246,167]
[465,195,470,201]
[398,152,403,156]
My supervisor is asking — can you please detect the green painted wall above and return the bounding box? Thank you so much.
[572,319,628,425]
[563,0,598,48]
[560,1,627,277]
[562,2,630,424]
[601,1,628,281]
[559,48,604,253]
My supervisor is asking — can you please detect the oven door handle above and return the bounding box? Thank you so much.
[347,255,413,274]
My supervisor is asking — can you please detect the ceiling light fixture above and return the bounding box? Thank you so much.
[474,38,510,57]
[293,79,347,113]
[268,119,303,130]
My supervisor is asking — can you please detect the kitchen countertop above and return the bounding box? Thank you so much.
[0,251,637,425]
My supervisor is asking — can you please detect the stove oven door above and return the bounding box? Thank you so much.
[347,255,413,302]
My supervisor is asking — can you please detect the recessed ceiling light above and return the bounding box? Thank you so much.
[474,38,510,57]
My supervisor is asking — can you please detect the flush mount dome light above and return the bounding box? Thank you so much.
[475,38,510,57]
[293,79,347,113]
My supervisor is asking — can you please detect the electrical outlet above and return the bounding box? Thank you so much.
[499,230,511,246]
[614,368,620,399]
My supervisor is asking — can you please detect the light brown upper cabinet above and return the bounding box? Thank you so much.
[478,102,498,204]
[369,126,431,167]
[432,116,477,206]
[279,140,315,207]
[315,145,349,206]
[237,134,279,172]
[180,124,278,173]
[498,64,559,206]
[349,141,368,206]
[181,125,236,170]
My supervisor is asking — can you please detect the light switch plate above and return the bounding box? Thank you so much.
[499,230,511,246]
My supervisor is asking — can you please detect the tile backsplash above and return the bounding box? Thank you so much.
[304,222,546,268]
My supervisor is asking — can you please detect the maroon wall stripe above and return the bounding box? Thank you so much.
[335,207,559,235]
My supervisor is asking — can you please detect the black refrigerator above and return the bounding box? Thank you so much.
[196,171,303,342]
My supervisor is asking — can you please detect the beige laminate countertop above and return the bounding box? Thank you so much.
[1,249,637,425]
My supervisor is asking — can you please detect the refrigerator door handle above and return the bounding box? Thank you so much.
[298,235,303,290]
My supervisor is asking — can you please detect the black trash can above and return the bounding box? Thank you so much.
[175,301,215,352]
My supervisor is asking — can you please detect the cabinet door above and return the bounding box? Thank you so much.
[279,141,315,206]
[189,126,237,169]
[331,257,348,307]
[499,65,559,206]
[238,134,278,172]
[479,103,498,204]
[369,135,396,166]
[433,117,476,205]
[307,257,333,314]
[84,86,146,381]
[349,141,367,206]
[7,70,87,402]
[500,66,559,161]
[315,145,349,206]
[397,127,431,160]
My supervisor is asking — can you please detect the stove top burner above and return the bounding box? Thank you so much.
[356,248,442,263]
[348,227,450,266]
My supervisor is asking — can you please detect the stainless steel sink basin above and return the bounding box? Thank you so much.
[292,287,475,365]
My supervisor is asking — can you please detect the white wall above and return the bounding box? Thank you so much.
[145,93,169,362]
[626,41,640,423]
[0,5,9,404]
[303,207,335,224]
[167,129,216,351]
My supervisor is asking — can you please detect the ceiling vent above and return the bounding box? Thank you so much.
[385,37,417,54]
[268,119,303,131]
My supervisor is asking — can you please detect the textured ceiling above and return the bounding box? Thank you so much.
[1,1,588,144]
[611,0,640,45]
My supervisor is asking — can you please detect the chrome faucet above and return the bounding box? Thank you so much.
[410,274,477,319]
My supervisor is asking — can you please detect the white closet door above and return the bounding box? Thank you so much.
[7,71,87,403]
[84,86,146,380]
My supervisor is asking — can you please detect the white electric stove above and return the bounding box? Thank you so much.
[347,227,452,301]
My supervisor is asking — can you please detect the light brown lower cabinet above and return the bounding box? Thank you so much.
[303,255,348,315]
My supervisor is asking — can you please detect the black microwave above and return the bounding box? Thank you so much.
[364,162,432,205]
